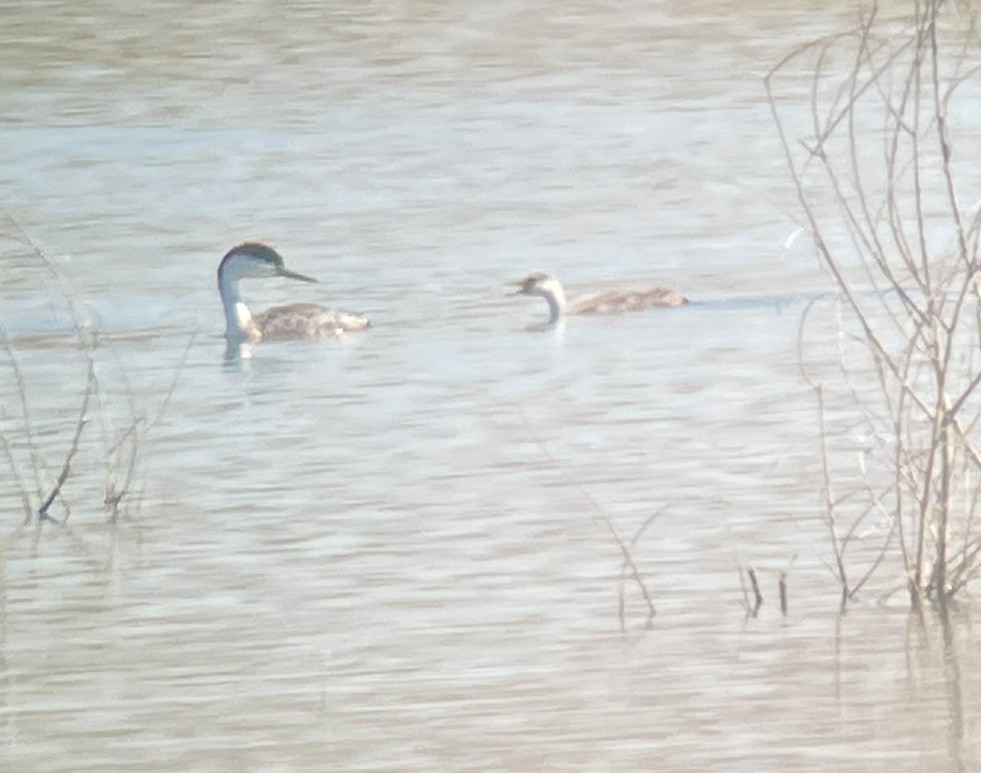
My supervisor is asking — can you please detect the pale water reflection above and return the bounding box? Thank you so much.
[1,1,979,771]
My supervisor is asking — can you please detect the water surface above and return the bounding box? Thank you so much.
[1,2,978,771]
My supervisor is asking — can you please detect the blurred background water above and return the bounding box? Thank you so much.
[1,1,979,770]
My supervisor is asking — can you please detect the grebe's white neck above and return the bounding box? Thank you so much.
[530,276,567,325]
[542,283,566,325]
[217,259,260,342]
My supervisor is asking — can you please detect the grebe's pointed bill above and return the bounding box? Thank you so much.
[276,265,319,284]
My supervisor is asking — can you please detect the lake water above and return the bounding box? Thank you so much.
[1,1,980,771]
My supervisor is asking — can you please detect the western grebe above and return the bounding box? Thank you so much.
[510,272,688,326]
[217,241,371,344]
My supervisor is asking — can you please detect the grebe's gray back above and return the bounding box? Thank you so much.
[217,241,371,344]
[510,272,688,326]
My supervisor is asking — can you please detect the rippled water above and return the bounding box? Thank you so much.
[1,1,980,771]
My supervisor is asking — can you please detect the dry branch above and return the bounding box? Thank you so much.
[769,0,981,606]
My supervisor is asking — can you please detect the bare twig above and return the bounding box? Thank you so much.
[516,403,657,624]
[746,567,763,617]
[770,1,981,605]
[37,359,94,523]
[0,321,46,502]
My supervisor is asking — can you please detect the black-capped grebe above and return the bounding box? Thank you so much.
[217,242,371,344]
[510,272,688,326]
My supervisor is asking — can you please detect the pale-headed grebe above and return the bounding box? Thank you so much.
[510,272,688,326]
[217,242,370,344]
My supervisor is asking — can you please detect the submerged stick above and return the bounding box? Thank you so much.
[747,567,763,617]
[516,403,657,624]
[37,360,94,523]
[779,572,788,617]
